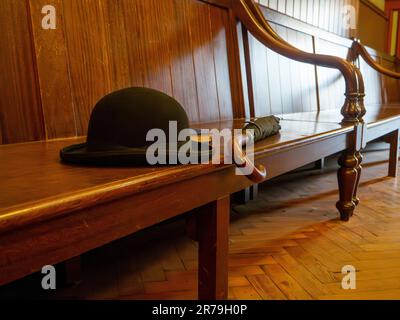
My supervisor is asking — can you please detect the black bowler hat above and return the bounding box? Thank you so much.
[60,87,212,166]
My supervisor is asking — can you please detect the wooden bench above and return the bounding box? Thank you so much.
[0,0,397,300]
[278,39,400,178]
[0,119,358,299]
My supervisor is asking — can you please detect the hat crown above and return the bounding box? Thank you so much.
[86,87,189,151]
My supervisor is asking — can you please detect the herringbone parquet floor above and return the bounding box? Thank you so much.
[1,143,400,300]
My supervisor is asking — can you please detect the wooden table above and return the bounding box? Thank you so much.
[0,119,356,299]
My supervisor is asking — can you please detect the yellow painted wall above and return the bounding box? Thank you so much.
[391,11,399,56]
[368,0,385,12]
[358,0,388,51]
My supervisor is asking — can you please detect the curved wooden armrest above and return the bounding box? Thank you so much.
[232,0,365,123]
[233,133,267,183]
[351,40,400,79]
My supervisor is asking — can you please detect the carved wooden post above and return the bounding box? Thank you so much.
[337,123,364,221]
[336,150,359,221]
[353,151,363,206]
[388,130,399,178]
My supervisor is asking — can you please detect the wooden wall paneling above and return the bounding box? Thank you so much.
[300,0,308,23]
[258,0,269,9]
[104,0,136,90]
[293,0,301,20]
[313,0,320,28]
[381,57,400,103]
[277,0,286,13]
[358,53,382,105]
[236,22,252,118]
[338,0,344,37]
[268,0,278,11]
[28,0,76,140]
[314,40,337,110]
[227,16,248,119]
[167,0,200,122]
[297,32,318,111]
[287,28,306,112]
[329,0,341,33]
[118,0,147,96]
[318,0,327,30]
[307,0,315,25]
[210,5,234,120]
[134,0,173,95]
[265,25,283,115]
[315,38,349,110]
[275,25,294,113]
[257,0,355,37]
[0,0,45,144]
[324,0,332,32]
[296,32,319,111]
[62,0,113,136]
[248,34,270,116]
[286,0,294,17]
[330,0,337,32]
[241,27,256,117]
[186,0,220,122]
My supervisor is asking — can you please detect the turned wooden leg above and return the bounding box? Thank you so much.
[234,185,258,204]
[315,158,325,170]
[388,130,399,177]
[336,150,359,221]
[197,196,230,300]
[353,151,363,206]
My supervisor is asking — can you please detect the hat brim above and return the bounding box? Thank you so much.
[60,142,214,166]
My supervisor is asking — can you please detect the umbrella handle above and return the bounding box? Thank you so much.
[233,133,267,183]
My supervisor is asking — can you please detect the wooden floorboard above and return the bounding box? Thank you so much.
[0,142,399,300]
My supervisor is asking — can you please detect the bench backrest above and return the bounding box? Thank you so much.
[0,0,398,145]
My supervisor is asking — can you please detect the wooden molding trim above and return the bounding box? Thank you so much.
[360,0,389,20]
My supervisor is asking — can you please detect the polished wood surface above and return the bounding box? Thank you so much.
[1,0,399,300]
[0,117,355,288]
[280,104,400,125]
[3,147,399,300]
[0,119,352,232]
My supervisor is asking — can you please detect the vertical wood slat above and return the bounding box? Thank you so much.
[210,5,234,120]
[62,0,112,136]
[242,26,257,117]
[29,0,76,140]
[252,37,270,116]
[247,22,318,116]
[168,0,200,122]
[314,38,348,110]
[0,0,45,144]
[275,25,294,114]
[6,0,236,144]
[187,0,220,122]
